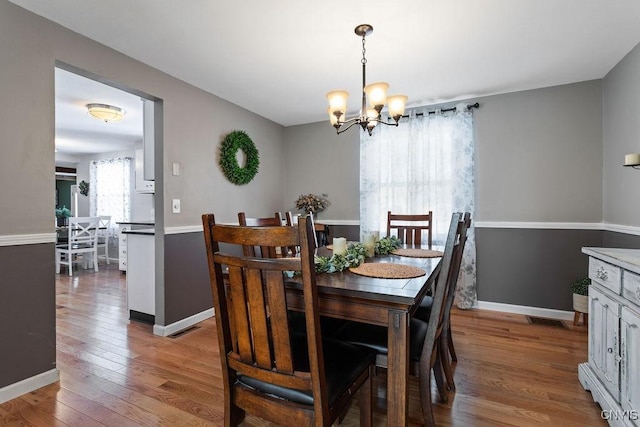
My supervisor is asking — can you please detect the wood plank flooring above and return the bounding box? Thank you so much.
[0,263,605,426]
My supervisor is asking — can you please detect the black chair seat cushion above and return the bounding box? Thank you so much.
[333,318,428,363]
[287,311,348,338]
[413,295,433,322]
[238,333,376,407]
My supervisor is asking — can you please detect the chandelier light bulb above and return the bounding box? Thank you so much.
[387,95,408,121]
[364,82,389,109]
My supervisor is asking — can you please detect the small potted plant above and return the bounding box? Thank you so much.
[571,277,591,316]
[55,205,72,227]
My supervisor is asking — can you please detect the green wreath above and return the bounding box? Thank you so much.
[219,130,260,185]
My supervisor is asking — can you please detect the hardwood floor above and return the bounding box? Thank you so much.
[0,263,605,426]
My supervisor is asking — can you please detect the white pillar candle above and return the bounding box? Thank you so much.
[363,233,375,257]
[332,237,347,256]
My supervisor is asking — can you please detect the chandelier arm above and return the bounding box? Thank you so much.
[375,119,399,127]
[340,116,361,126]
[336,120,362,135]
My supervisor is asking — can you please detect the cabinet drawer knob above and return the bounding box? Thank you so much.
[596,266,608,280]
[607,347,613,353]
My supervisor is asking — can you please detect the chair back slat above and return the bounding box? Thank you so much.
[387,211,433,246]
[228,265,253,362]
[247,268,274,369]
[265,270,294,373]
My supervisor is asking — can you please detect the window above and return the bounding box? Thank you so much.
[89,157,131,238]
[360,108,477,308]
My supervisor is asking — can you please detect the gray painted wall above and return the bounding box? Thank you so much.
[283,121,360,219]
[164,232,211,325]
[603,42,640,227]
[283,80,605,310]
[0,1,285,389]
[0,244,55,389]
[282,81,604,224]
[475,228,602,310]
[474,81,603,223]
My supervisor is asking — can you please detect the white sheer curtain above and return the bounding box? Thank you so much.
[360,107,477,308]
[89,157,131,239]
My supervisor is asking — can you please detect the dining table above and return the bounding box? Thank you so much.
[286,245,442,427]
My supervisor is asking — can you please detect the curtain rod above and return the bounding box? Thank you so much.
[401,102,480,119]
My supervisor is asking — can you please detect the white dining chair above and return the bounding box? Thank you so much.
[55,216,100,276]
[97,215,111,264]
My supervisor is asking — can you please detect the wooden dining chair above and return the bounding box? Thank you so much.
[202,214,376,426]
[96,215,111,264]
[387,211,433,246]
[414,212,471,392]
[238,212,285,257]
[334,212,463,426]
[55,216,100,276]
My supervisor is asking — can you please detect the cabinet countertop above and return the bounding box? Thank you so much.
[582,247,640,274]
[122,228,155,236]
[117,221,155,226]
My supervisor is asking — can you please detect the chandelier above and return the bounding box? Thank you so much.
[326,24,407,136]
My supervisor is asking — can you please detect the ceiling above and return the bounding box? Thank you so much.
[55,68,143,156]
[13,0,640,146]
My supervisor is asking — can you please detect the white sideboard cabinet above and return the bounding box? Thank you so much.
[580,248,640,426]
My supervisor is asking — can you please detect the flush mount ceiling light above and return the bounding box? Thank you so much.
[326,24,408,136]
[86,103,125,123]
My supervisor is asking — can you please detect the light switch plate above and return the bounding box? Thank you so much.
[172,199,181,213]
[172,162,180,176]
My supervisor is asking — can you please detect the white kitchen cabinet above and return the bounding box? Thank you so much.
[135,149,154,193]
[580,248,640,426]
[118,223,130,271]
[125,230,155,319]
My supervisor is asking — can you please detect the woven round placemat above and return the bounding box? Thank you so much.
[349,263,426,279]
[392,248,444,258]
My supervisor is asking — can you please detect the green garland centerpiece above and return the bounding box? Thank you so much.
[312,236,402,274]
[375,236,402,255]
[315,242,368,273]
[219,130,260,185]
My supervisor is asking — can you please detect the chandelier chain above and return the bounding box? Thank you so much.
[361,34,367,65]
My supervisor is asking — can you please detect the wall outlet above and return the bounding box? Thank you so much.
[172,199,181,214]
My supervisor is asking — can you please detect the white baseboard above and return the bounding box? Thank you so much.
[153,308,214,337]
[0,369,59,404]
[475,300,575,321]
